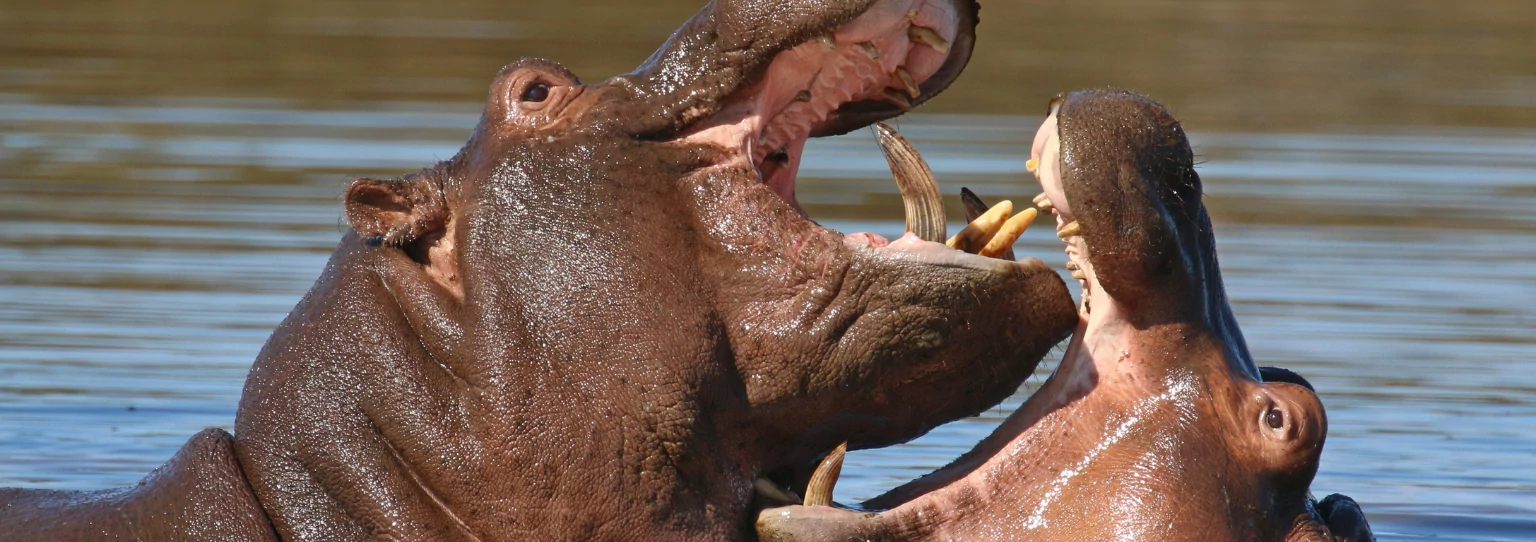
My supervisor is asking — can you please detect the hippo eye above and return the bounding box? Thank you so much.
[1265,408,1284,429]
[521,82,550,103]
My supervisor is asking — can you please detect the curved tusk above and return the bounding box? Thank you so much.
[873,122,947,243]
[802,442,847,507]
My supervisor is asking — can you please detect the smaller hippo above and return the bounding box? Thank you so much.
[757,89,1375,541]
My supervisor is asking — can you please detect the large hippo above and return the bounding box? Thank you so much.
[757,90,1374,541]
[0,0,1081,540]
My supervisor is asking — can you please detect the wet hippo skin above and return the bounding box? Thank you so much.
[0,1,1080,540]
[756,90,1374,541]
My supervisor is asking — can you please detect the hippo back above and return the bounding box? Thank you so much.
[0,428,277,542]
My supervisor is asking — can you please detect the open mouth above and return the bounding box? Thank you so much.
[748,101,1100,526]
[674,0,1042,269]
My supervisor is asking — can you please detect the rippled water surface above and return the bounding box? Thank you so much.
[2,1,1534,540]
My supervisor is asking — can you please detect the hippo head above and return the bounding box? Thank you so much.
[251,0,1075,538]
[756,90,1373,541]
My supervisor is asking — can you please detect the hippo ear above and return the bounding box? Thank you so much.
[345,175,447,246]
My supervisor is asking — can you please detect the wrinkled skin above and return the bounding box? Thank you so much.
[0,1,1079,540]
[757,90,1374,541]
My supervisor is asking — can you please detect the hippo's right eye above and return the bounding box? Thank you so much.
[1265,408,1285,429]
[521,82,550,103]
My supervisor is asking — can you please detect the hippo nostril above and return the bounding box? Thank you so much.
[1265,408,1284,429]
[521,82,550,103]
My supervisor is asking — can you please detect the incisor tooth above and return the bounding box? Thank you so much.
[861,42,880,61]
[895,67,920,98]
[980,208,1037,258]
[803,442,847,507]
[754,477,802,505]
[1057,220,1082,239]
[908,26,951,53]
[947,200,1013,253]
[1025,157,1038,173]
[882,88,912,109]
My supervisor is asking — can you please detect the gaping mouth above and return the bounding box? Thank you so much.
[676,0,1044,270]
[749,103,1103,529]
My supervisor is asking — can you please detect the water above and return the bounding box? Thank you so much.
[1,1,1534,540]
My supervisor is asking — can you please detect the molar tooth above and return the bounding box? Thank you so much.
[861,42,880,61]
[1057,220,1082,239]
[881,88,912,109]
[947,200,1014,254]
[980,209,1037,258]
[908,26,951,54]
[818,34,837,50]
[803,442,847,507]
[795,90,812,102]
[873,122,946,242]
[906,8,919,20]
[894,67,920,98]
[754,477,803,505]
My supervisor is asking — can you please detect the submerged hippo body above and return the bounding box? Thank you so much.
[757,90,1374,541]
[0,1,1081,540]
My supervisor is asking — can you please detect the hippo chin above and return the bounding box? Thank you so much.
[756,90,1375,541]
[0,1,1081,540]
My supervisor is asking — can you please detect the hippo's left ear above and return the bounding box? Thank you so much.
[345,174,448,246]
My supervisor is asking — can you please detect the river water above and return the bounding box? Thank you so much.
[1,1,1533,540]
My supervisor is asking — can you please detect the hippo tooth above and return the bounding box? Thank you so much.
[1072,270,1087,280]
[895,67,920,98]
[795,90,812,102]
[1033,192,1050,205]
[754,477,803,505]
[882,88,913,109]
[1036,198,1054,213]
[906,7,919,20]
[817,34,837,50]
[980,208,1037,258]
[908,26,951,54]
[1057,220,1083,239]
[803,442,847,507]
[861,42,880,61]
[1065,260,1079,270]
[873,122,947,242]
[1025,157,1039,174]
[947,200,1014,254]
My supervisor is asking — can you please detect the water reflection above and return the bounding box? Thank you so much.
[2,1,1534,540]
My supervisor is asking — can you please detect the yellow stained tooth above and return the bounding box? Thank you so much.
[1072,270,1087,280]
[882,88,913,109]
[1065,260,1078,270]
[1033,192,1050,205]
[1036,198,1054,212]
[908,26,951,54]
[980,208,1037,258]
[895,67,920,98]
[803,442,847,507]
[1025,157,1038,173]
[947,200,1013,253]
[1057,220,1082,239]
[861,42,880,61]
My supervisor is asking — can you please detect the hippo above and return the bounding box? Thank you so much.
[756,90,1375,541]
[0,0,1082,540]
